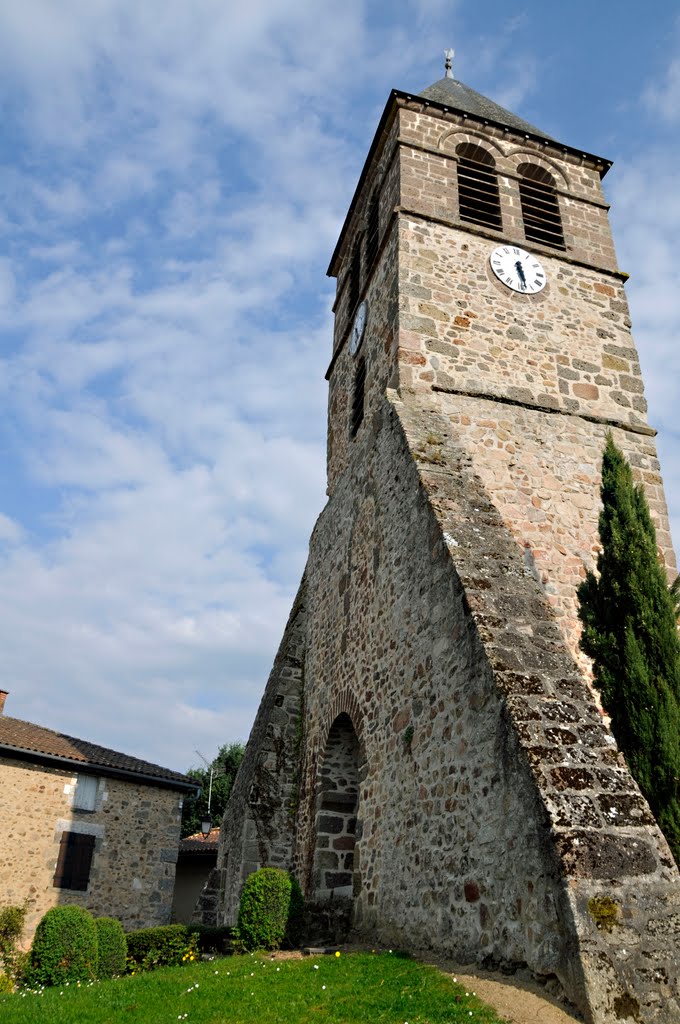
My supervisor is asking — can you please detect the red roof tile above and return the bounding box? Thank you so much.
[179,827,220,853]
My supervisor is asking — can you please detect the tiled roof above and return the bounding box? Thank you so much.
[179,827,220,853]
[418,77,554,141]
[0,715,197,790]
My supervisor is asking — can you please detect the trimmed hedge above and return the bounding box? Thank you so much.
[125,924,197,971]
[29,906,98,987]
[236,868,303,951]
[95,917,127,979]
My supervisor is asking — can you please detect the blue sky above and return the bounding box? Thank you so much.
[0,1,678,773]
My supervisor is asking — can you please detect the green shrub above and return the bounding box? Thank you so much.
[0,902,28,982]
[95,917,127,979]
[125,924,198,972]
[28,905,98,987]
[235,868,304,951]
[0,972,14,994]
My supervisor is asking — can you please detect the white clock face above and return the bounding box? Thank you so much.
[350,300,368,356]
[490,246,546,294]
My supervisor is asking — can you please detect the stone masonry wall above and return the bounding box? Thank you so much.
[0,756,183,944]
[393,214,675,672]
[204,582,306,926]
[292,390,680,1022]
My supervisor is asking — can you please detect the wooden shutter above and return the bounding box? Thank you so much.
[53,832,95,891]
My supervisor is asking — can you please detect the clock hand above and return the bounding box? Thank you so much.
[514,260,527,289]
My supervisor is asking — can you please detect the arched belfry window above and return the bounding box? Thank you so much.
[518,163,565,250]
[456,143,502,231]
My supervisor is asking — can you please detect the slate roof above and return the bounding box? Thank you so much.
[0,714,198,791]
[418,77,554,141]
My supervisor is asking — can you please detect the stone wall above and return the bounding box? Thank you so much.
[285,389,680,1021]
[201,583,306,926]
[0,755,184,944]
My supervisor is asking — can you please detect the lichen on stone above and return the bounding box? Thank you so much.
[588,894,620,932]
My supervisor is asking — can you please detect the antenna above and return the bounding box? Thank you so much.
[195,749,214,812]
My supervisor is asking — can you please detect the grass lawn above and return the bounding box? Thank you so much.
[0,950,508,1024]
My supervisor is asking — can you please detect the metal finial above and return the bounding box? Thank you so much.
[444,48,455,79]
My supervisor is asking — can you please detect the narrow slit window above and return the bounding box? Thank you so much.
[518,163,565,249]
[348,236,362,314]
[456,143,502,231]
[350,357,367,437]
[365,188,381,271]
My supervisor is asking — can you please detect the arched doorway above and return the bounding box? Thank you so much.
[313,713,361,900]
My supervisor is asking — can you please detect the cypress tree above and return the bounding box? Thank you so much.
[578,433,680,865]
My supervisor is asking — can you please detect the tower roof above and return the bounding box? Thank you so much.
[419,76,555,142]
[327,73,611,279]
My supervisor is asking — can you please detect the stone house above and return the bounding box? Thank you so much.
[0,690,198,944]
[202,63,680,1023]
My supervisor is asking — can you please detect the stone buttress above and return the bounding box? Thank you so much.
[203,72,680,1023]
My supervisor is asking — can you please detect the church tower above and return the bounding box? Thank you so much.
[205,59,680,1023]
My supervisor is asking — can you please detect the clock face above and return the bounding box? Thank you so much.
[350,300,368,356]
[490,246,546,294]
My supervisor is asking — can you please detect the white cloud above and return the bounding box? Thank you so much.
[644,56,680,122]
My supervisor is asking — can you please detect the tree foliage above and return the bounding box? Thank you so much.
[181,742,245,838]
[578,434,680,865]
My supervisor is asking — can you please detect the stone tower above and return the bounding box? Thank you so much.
[203,66,680,1022]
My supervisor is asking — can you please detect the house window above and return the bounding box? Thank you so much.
[518,163,565,249]
[350,357,367,437]
[456,143,502,230]
[73,774,98,812]
[365,188,381,272]
[53,832,95,891]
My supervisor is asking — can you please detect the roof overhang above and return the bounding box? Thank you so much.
[0,742,200,794]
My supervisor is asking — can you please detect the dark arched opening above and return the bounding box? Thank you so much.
[313,713,360,899]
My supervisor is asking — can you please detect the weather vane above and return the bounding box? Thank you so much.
[444,48,455,79]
